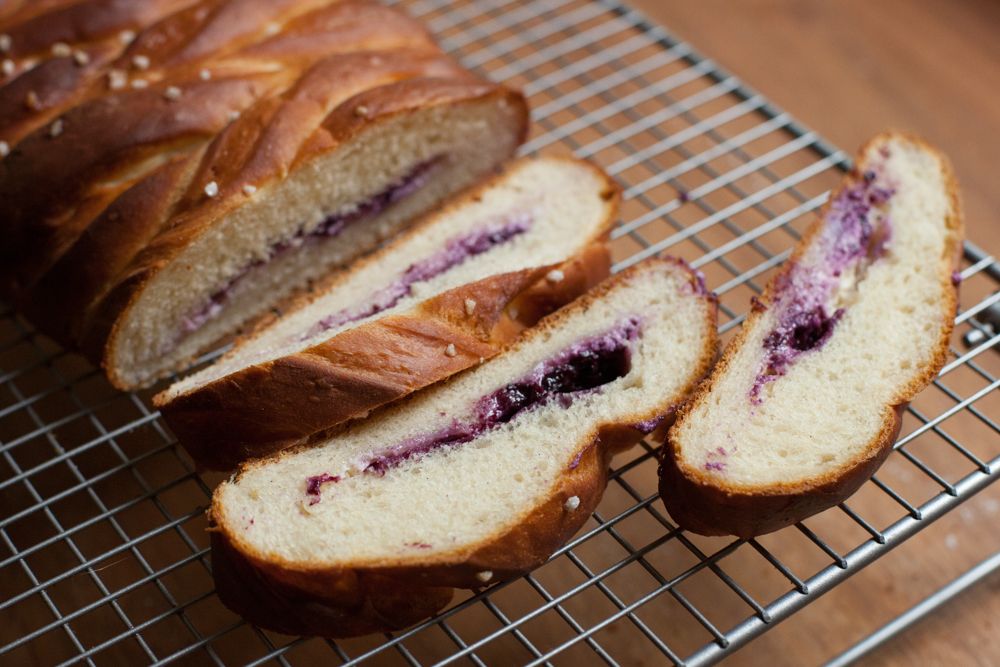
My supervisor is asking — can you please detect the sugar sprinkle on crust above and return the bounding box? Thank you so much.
[564,496,581,511]
[464,298,477,315]
[204,181,219,198]
[0,141,9,158]
[546,269,564,283]
[107,69,127,90]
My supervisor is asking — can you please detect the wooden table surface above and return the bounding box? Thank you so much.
[629,0,1000,664]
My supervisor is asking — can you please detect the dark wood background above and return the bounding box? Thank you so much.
[630,0,1000,664]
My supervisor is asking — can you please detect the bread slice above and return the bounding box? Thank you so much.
[0,0,527,389]
[660,132,964,537]
[155,157,617,470]
[209,258,718,637]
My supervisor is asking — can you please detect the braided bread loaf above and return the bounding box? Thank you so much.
[0,0,527,388]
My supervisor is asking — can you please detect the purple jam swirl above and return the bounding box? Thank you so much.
[703,445,730,472]
[668,257,710,298]
[633,412,670,435]
[301,212,533,340]
[178,157,443,336]
[407,542,432,549]
[749,170,895,403]
[822,169,893,271]
[356,316,642,476]
[304,473,341,505]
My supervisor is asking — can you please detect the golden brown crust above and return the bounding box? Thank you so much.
[0,1,196,57]
[0,1,527,389]
[208,258,720,638]
[660,404,906,537]
[18,152,200,347]
[211,530,455,637]
[0,0,278,148]
[0,1,352,146]
[659,131,965,537]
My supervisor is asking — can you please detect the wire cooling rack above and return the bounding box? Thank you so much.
[2,0,999,665]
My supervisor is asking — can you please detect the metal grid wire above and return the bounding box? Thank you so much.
[1,0,998,664]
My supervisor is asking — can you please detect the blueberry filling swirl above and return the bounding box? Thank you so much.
[304,316,642,501]
[177,157,444,339]
[750,168,894,403]
[300,212,533,340]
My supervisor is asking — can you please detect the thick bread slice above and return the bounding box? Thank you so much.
[0,0,527,389]
[660,132,964,537]
[209,258,718,637]
[156,157,617,470]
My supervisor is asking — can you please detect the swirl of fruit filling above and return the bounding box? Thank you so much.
[750,169,894,403]
[304,316,642,502]
[301,212,533,340]
[179,157,443,337]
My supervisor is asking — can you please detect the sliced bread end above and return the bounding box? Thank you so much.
[660,131,963,537]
